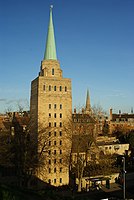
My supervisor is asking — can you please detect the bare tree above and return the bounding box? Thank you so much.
[84,154,119,177]
[16,99,29,113]
[5,106,13,114]
[29,117,73,186]
[92,104,107,119]
[92,104,108,136]
[69,112,97,192]
[0,130,14,167]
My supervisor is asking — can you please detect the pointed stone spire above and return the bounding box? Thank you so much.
[44,5,57,60]
[85,89,91,114]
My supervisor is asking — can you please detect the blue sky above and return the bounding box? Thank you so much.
[0,0,134,114]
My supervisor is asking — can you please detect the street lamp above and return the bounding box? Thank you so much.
[122,156,126,200]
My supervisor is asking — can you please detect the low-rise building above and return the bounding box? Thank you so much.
[109,108,134,134]
[96,136,130,156]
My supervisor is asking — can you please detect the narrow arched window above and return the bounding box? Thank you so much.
[54,86,56,91]
[65,86,67,92]
[49,85,51,91]
[52,68,54,75]
[60,86,62,91]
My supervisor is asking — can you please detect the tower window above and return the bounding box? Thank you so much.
[60,168,62,173]
[54,86,56,91]
[54,113,56,118]
[54,131,56,136]
[54,150,56,155]
[48,179,51,184]
[54,168,56,173]
[54,179,56,183]
[60,113,62,118]
[49,104,51,109]
[49,168,51,173]
[54,122,56,127]
[49,141,51,146]
[60,86,62,91]
[65,86,67,92]
[54,141,56,145]
[60,131,62,136]
[60,104,62,109]
[60,140,62,145]
[49,85,51,91]
[60,158,62,163]
[43,85,45,91]
[52,68,54,75]
[48,159,51,164]
[49,113,51,118]
[54,104,57,109]
[49,132,51,137]
[54,159,56,164]
[60,178,62,183]
[60,149,62,154]
[48,150,51,155]
[60,122,62,127]
[49,122,51,127]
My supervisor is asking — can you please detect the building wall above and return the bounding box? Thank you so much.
[109,109,134,134]
[98,143,129,155]
[30,59,72,186]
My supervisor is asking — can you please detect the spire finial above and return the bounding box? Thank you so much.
[50,5,53,10]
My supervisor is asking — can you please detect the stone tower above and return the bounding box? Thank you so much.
[30,6,72,186]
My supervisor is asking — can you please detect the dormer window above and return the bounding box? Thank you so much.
[52,68,54,75]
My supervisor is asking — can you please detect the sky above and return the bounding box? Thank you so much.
[0,0,134,114]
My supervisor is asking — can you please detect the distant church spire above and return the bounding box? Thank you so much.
[85,89,91,114]
[44,5,57,60]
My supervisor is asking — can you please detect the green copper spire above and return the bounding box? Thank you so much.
[44,5,57,60]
